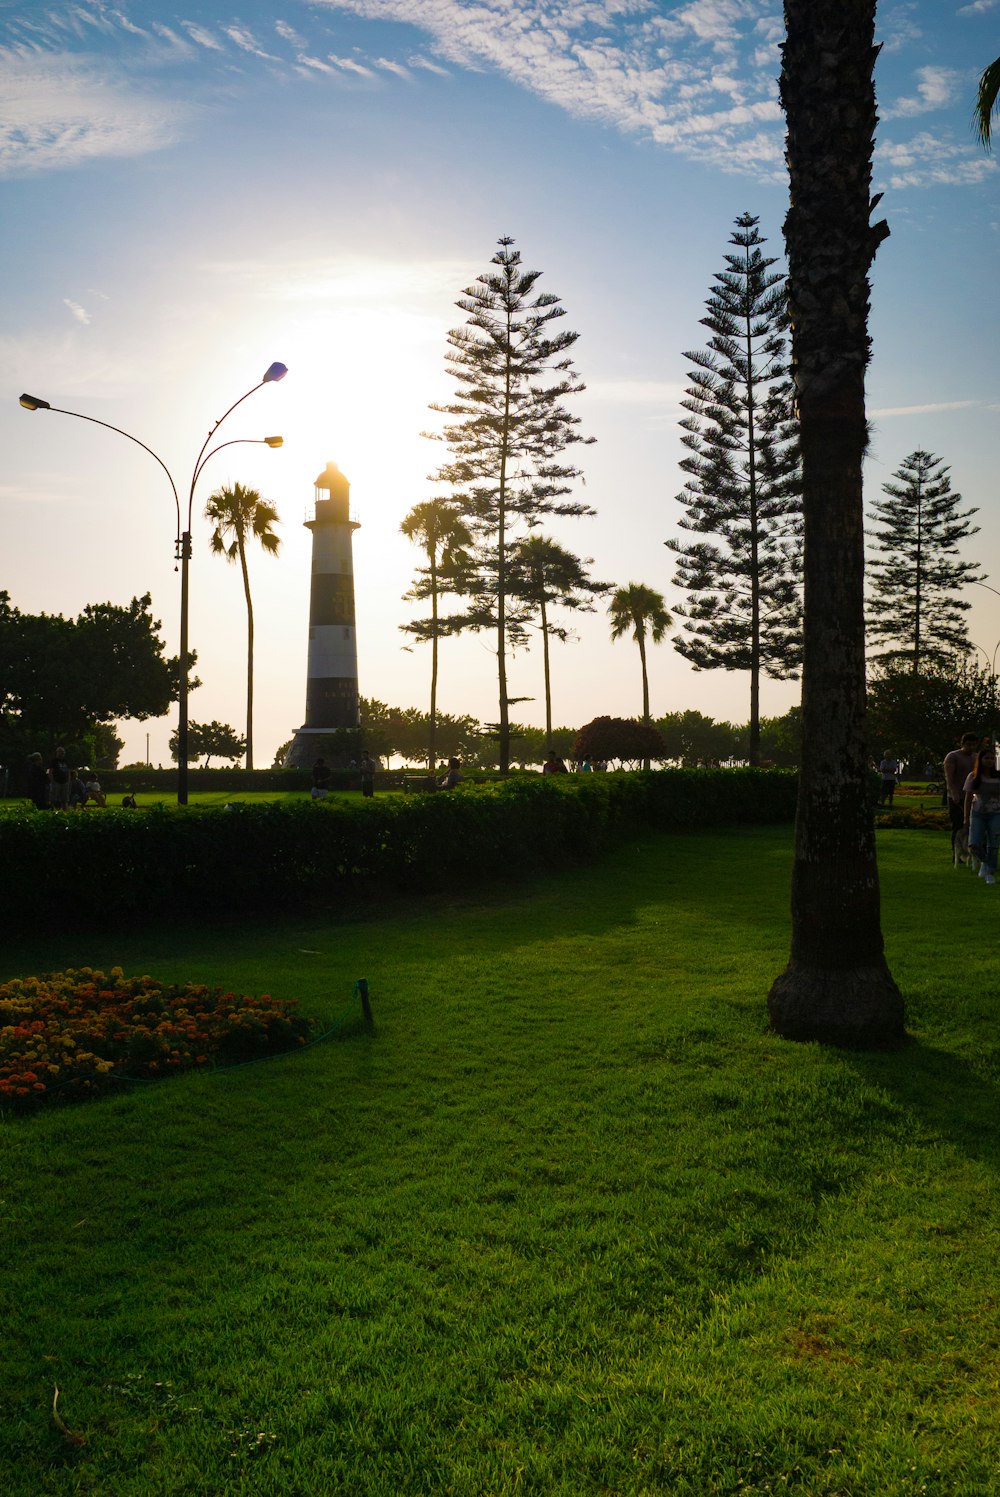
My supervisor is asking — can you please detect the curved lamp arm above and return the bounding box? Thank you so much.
[187,363,287,526]
[20,393,180,539]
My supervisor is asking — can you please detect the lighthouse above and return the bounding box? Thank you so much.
[285,462,361,767]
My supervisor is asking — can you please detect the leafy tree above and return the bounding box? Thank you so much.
[608,584,672,769]
[507,723,578,767]
[399,499,472,771]
[427,236,595,772]
[975,54,1000,148]
[169,720,246,767]
[666,212,802,766]
[866,450,983,672]
[654,710,740,766]
[0,591,185,754]
[866,658,997,769]
[768,0,904,1047]
[204,482,281,771]
[510,534,607,743]
[754,706,802,769]
[573,716,665,769]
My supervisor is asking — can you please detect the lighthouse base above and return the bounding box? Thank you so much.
[284,726,362,769]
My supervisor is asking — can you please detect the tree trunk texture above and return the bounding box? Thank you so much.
[768,0,905,1048]
[239,540,254,772]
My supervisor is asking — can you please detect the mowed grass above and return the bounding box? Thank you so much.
[2,825,999,1496]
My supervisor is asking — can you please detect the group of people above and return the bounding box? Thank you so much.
[311,753,465,798]
[945,732,1000,885]
[27,748,106,810]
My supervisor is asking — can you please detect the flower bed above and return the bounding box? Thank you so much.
[0,968,314,1109]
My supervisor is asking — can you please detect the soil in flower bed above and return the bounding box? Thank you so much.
[0,967,314,1109]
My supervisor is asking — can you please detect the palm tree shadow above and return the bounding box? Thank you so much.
[846,1037,1000,1173]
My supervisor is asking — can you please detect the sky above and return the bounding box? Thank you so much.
[2,0,998,768]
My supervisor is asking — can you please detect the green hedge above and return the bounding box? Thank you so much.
[1,770,796,928]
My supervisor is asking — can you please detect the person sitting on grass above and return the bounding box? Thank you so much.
[83,771,106,808]
[439,757,463,790]
[67,768,88,809]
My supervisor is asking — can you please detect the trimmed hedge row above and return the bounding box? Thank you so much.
[1,769,796,927]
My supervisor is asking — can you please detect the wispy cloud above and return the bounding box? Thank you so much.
[275,20,306,48]
[375,56,410,78]
[328,53,374,77]
[877,130,998,188]
[63,298,91,325]
[223,26,279,61]
[870,399,980,417]
[0,50,193,178]
[180,21,223,53]
[884,64,960,119]
[957,0,999,15]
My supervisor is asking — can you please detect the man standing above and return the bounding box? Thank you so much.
[944,732,980,855]
[48,745,71,809]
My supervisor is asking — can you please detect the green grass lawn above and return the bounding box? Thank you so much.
[2,824,998,1495]
[0,788,402,815]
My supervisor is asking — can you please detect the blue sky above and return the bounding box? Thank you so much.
[2,0,998,766]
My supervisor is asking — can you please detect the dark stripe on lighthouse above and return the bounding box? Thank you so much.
[309,572,356,627]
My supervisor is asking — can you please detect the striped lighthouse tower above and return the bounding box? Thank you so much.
[285,462,361,767]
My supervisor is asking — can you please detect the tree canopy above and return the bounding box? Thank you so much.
[0,591,186,775]
[427,236,595,771]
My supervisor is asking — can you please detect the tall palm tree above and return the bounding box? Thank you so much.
[608,583,672,768]
[767,0,904,1047]
[974,55,1000,148]
[400,499,471,772]
[204,483,281,771]
[512,534,606,742]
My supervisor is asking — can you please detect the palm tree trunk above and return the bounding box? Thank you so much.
[768,0,904,1047]
[429,552,439,773]
[540,592,553,743]
[638,628,651,771]
[238,539,254,771]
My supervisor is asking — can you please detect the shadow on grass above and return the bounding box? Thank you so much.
[845,1037,1000,1173]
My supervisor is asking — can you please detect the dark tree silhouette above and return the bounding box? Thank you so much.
[767,0,905,1048]
[866,450,983,672]
[667,212,802,764]
[427,237,594,772]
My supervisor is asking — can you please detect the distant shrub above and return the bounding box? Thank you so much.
[1,769,796,928]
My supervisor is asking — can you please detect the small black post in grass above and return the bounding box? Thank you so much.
[356,978,373,1031]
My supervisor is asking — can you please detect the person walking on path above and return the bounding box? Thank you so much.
[878,750,900,807]
[944,732,979,856]
[964,745,1000,886]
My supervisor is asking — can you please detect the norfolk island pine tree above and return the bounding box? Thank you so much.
[866,450,984,673]
[425,237,595,773]
[666,212,802,767]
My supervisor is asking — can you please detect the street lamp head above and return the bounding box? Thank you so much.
[264,435,284,448]
[262,362,288,383]
[19,393,51,411]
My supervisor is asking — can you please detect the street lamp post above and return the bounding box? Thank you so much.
[19,364,287,803]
